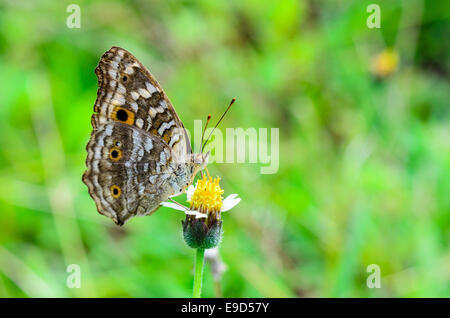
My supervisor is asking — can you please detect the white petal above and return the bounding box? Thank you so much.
[186,185,196,201]
[224,193,239,201]
[225,193,238,201]
[185,210,207,219]
[194,212,207,219]
[221,194,241,212]
[221,199,240,212]
[160,202,187,211]
[185,210,198,215]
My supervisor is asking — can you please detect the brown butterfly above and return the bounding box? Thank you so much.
[82,47,208,225]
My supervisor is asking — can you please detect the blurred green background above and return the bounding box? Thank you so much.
[0,0,448,297]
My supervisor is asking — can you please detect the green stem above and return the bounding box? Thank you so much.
[192,248,205,298]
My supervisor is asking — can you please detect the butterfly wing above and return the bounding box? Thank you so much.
[92,46,191,157]
[82,122,175,225]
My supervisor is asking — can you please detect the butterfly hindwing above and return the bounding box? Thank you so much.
[82,122,174,225]
[92,46,191,158]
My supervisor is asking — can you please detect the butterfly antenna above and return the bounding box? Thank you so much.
[201,98,236,152]
[200,114,212,153]
[198,115,211,178]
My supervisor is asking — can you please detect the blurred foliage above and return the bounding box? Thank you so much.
[0,0,449,297]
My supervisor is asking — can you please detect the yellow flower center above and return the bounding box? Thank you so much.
[188,175,224,213]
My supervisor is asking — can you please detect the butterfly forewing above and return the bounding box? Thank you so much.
[92,46,190,157]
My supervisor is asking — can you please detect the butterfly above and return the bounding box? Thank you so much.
[82,47,209,225]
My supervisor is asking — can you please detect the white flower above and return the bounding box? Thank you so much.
[160,178,240,218]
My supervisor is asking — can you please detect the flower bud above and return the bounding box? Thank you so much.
[182,217,222,249]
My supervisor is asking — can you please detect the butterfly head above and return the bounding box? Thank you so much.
[191,151,210,174]
[172,152,210,191]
